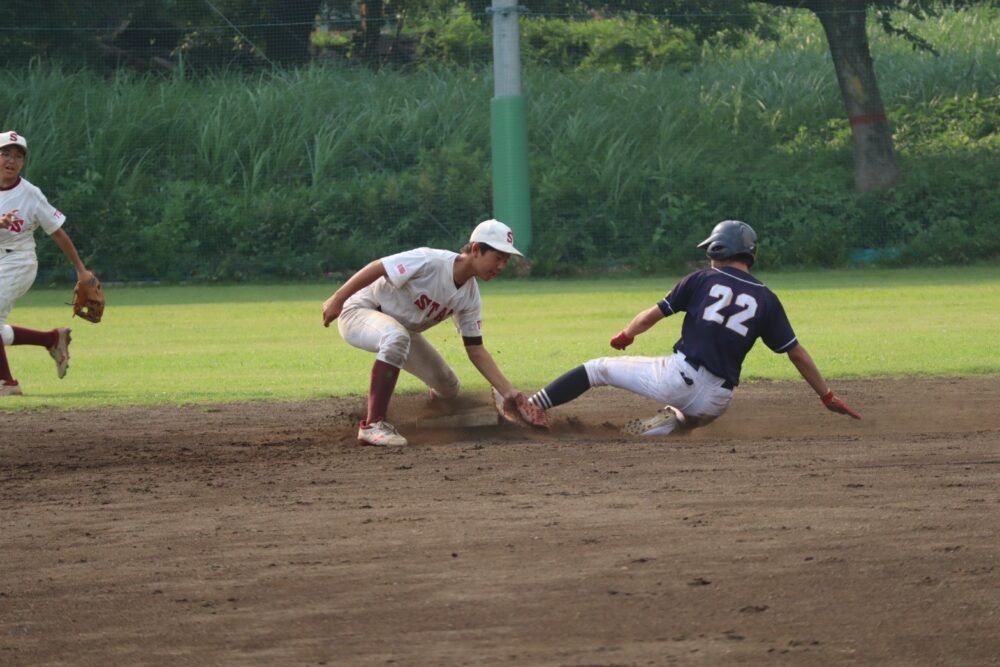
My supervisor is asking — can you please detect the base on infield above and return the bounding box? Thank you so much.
[414,406,501,430]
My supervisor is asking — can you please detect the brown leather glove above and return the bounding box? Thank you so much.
[492,388,550,429]
[73,274,105,323]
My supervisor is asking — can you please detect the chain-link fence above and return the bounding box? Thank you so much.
[2,2,998,281]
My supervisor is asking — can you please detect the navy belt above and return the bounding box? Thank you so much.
[683,355,734,390]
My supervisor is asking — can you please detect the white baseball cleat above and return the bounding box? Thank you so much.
[48,327,71,379]
[0,380,23,397]
[621,405,686,437]
[357,420,408,447]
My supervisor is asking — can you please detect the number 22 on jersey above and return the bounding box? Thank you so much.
[702,284,758,336]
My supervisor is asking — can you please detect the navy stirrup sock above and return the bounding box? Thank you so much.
[529,365,591,410]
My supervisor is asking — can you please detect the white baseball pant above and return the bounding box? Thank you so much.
[0,251,38,344]
[337,306,461,398]
[583,351,734,425]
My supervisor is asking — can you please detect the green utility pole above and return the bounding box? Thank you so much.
[490,0,532,255]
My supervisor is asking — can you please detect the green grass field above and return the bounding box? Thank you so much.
[3,266,998,410]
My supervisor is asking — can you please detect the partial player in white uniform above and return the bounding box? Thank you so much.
[322,219,533,447]
[0,131,96,396]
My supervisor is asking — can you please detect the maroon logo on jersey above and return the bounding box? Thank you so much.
[413,294,454,322]
[396,263,407,275]
[3,214,24,233]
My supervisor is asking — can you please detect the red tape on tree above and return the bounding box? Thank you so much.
[849,113,887,126]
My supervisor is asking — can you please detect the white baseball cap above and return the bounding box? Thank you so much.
[469,218,523,257]
[0,131,27,153]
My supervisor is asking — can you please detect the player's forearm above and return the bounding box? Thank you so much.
[332,260,386,302]
[49,229,88,275]
[323,260,384,326]
[622,305,664,338]
[787,344,828,397]
[465,345,515,396]
[324,259,386,319]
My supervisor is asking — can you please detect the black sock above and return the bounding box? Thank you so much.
[529,365,591,410]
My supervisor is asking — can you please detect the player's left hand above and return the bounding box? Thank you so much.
[492,387,550,429]
[821,390,861,419]
[72,272,105,324]
[610,330,634,350]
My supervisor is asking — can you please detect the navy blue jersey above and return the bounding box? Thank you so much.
[657,266,797,387]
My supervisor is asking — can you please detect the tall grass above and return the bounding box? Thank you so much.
[4,7,995,186]
[0,6,996,280]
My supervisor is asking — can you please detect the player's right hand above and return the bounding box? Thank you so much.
[610,330,634,350]
[322,295,343,327]
[821,390,861,419]
[0,208,18,229]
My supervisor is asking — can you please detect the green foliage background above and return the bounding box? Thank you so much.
[1,7,997,282]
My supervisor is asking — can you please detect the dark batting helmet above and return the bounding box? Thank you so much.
[697,220,758,266]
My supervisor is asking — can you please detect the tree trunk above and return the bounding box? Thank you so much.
[360,0,385,64]
[810,0,902,191]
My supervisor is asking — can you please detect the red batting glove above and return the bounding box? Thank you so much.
[821,390,861,419]
[610,331,634,350]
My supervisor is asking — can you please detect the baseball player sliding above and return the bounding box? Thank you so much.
[322,219,537,447]
[0,131,96,396]
[528,219,861,435]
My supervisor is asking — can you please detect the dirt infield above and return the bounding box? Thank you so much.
[3,376,1000,666]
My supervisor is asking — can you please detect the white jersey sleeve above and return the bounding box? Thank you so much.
[0,178,66,252]
[346,247,483,335]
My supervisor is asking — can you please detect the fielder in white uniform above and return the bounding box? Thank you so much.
[322,219,532,447]
[0,131,95,396]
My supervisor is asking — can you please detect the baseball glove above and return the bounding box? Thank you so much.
[491,387,550,429]
[73,274,105,323]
